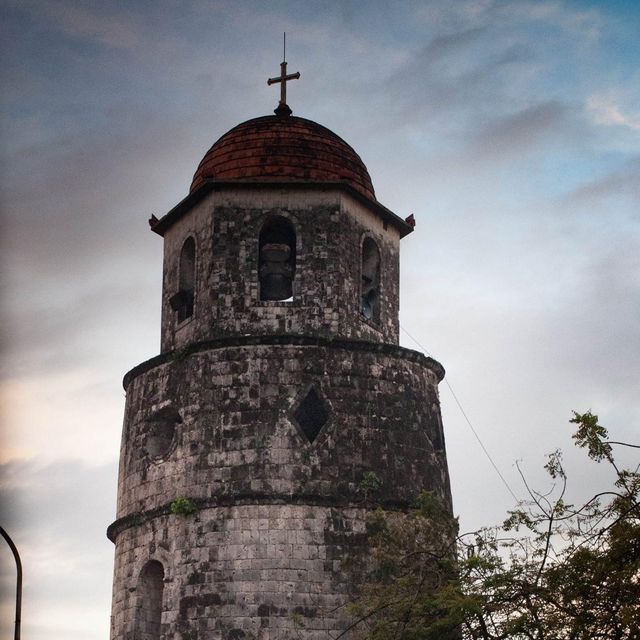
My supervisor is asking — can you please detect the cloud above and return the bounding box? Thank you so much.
[0,281,160,380]
[422,26,488,60]
[560,157,640,210]
[587,96,640,132]
[469,100,568,158]
[1,112,186,282]
[0,458,117,640]
[4,0,148,51]
[0,369,126,462]
[0,3,638,639]
[401,213,640,527]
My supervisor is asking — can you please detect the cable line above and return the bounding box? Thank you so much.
[400,324,520,503]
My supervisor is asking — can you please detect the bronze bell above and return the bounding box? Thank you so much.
[259,242,294,300]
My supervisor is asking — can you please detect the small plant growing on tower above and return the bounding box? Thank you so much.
[170,497,197,516]
[359,471,382,500]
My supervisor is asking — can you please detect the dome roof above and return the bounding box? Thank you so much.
[190,115,376,200]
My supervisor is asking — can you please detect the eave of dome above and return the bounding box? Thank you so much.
[150,179,414,239]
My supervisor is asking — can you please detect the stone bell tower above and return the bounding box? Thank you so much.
[108,60,452,639]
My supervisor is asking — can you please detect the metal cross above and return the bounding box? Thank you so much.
[267,34,300,115]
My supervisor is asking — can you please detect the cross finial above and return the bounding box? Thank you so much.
[267,33,300,116]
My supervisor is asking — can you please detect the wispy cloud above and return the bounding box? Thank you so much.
[469,100,568,157]
[561,157,640,209]
[4,0,144,50]
[587,96,640,132]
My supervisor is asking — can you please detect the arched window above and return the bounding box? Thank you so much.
[170,237,196,322]
[134,560,164,639]
[259,217,296,301]
[361,237,380,323]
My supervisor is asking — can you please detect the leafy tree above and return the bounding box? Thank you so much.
[347,412,640,639]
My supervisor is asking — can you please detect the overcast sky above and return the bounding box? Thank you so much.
[1,1,639,638]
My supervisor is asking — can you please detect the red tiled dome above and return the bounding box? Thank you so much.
[190,115,376,200]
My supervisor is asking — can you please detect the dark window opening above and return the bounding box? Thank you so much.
[259,217,296,301]
[361,237,381,323]
[293,387,329,444]
[170,237,195,323]
[134,560,164,640]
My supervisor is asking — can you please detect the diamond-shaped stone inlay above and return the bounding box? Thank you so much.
[293,386,329,444]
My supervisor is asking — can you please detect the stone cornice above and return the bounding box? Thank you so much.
[107,493,415,543]
[123,334,445,389]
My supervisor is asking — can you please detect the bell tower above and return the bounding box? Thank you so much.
[108,63,453,639]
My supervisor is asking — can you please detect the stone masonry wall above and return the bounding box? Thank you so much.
[111,184,452,639]
[159,189,401,353]
[115,339,448,519]
[111,504,368,640]
[109,337,451,638]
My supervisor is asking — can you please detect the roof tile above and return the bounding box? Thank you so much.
[190,115,375,200]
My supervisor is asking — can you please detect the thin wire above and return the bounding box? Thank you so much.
[400,324,520,503]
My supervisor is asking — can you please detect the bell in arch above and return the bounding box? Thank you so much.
[259,217,296,301]
[260,242,294,300]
